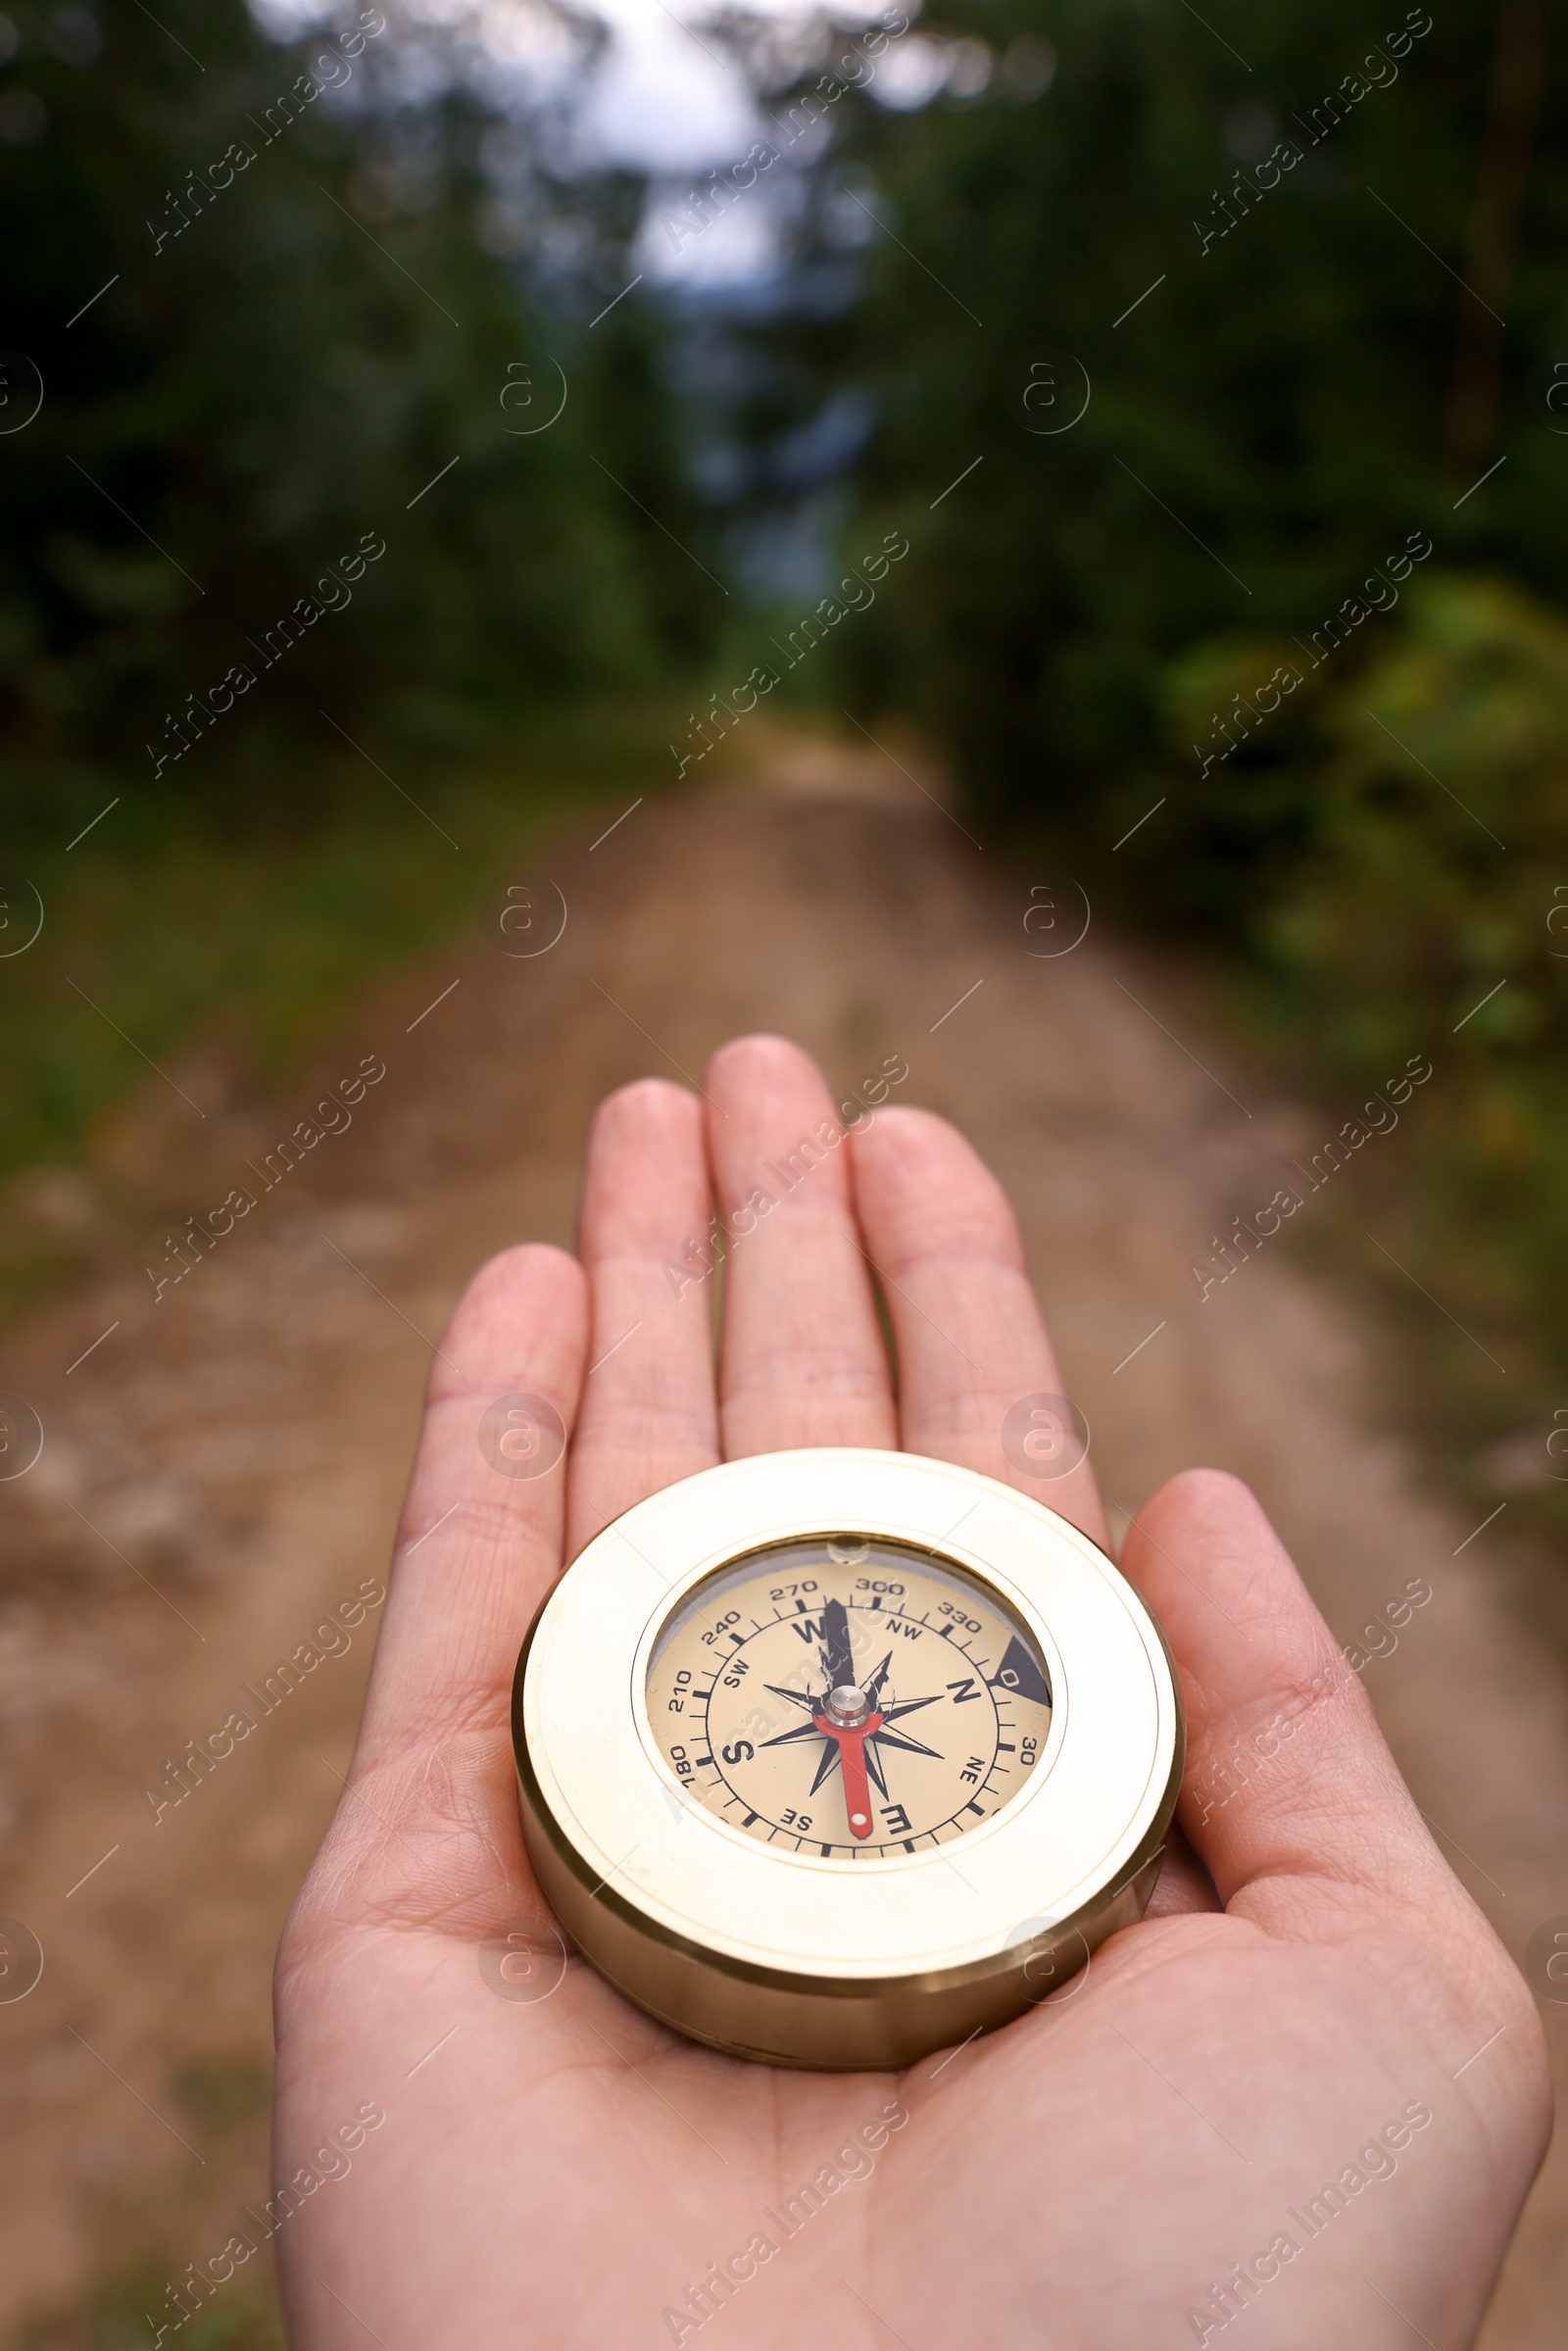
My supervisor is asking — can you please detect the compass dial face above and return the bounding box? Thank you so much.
[645,1537,1054,1859]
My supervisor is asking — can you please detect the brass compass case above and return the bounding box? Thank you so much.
[513,1449,1184,2072]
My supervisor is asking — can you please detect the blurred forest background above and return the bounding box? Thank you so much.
[5,5,1568,2342]
[4,0,1568,1528]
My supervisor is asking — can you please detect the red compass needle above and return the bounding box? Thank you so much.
[811,1690,885,1840]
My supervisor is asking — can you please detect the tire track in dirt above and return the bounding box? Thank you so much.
[1,730,1562,2344]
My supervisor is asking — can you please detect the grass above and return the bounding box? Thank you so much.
[0,698,675,1318]
[18,2265,284,2351]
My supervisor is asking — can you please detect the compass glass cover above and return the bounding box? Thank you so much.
[645,1537,1054,1859]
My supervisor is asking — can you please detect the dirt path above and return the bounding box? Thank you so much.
[1,730,1563,2345]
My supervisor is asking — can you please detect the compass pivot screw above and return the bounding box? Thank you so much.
[827,1684,870,1727]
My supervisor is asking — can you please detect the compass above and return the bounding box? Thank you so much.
[513,1448,1183,2070]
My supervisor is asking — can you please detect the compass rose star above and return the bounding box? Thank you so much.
[754,1608,957,1840]
[867,1723,945,1762]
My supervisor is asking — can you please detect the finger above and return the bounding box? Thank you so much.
[352,1244,588,1775]
[1122,1468,1465,1935]
[848,1104,1107,1547]
[566,1078,720,1554]
[704,1034,897,1456]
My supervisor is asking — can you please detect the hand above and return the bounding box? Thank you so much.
[272,1036,1548,2348]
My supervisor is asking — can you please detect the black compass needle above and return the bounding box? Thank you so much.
[818,1597,857,1691]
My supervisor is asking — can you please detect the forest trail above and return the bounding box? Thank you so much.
[1,728,1563,2345]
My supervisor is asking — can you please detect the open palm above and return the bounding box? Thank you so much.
[273,1037,1548,2349]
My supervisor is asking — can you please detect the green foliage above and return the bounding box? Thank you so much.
[0,0,718,829]
[0,701,663,1195]
[756,2,1568,1515]
[1267,577,1567,1043]
[0,2,721,1274]
[796,0,1566,867]
[19,2259,283,2351]
[1261,577,1568,1338]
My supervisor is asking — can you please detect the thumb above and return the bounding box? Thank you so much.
[1120,1469,1459,1940]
